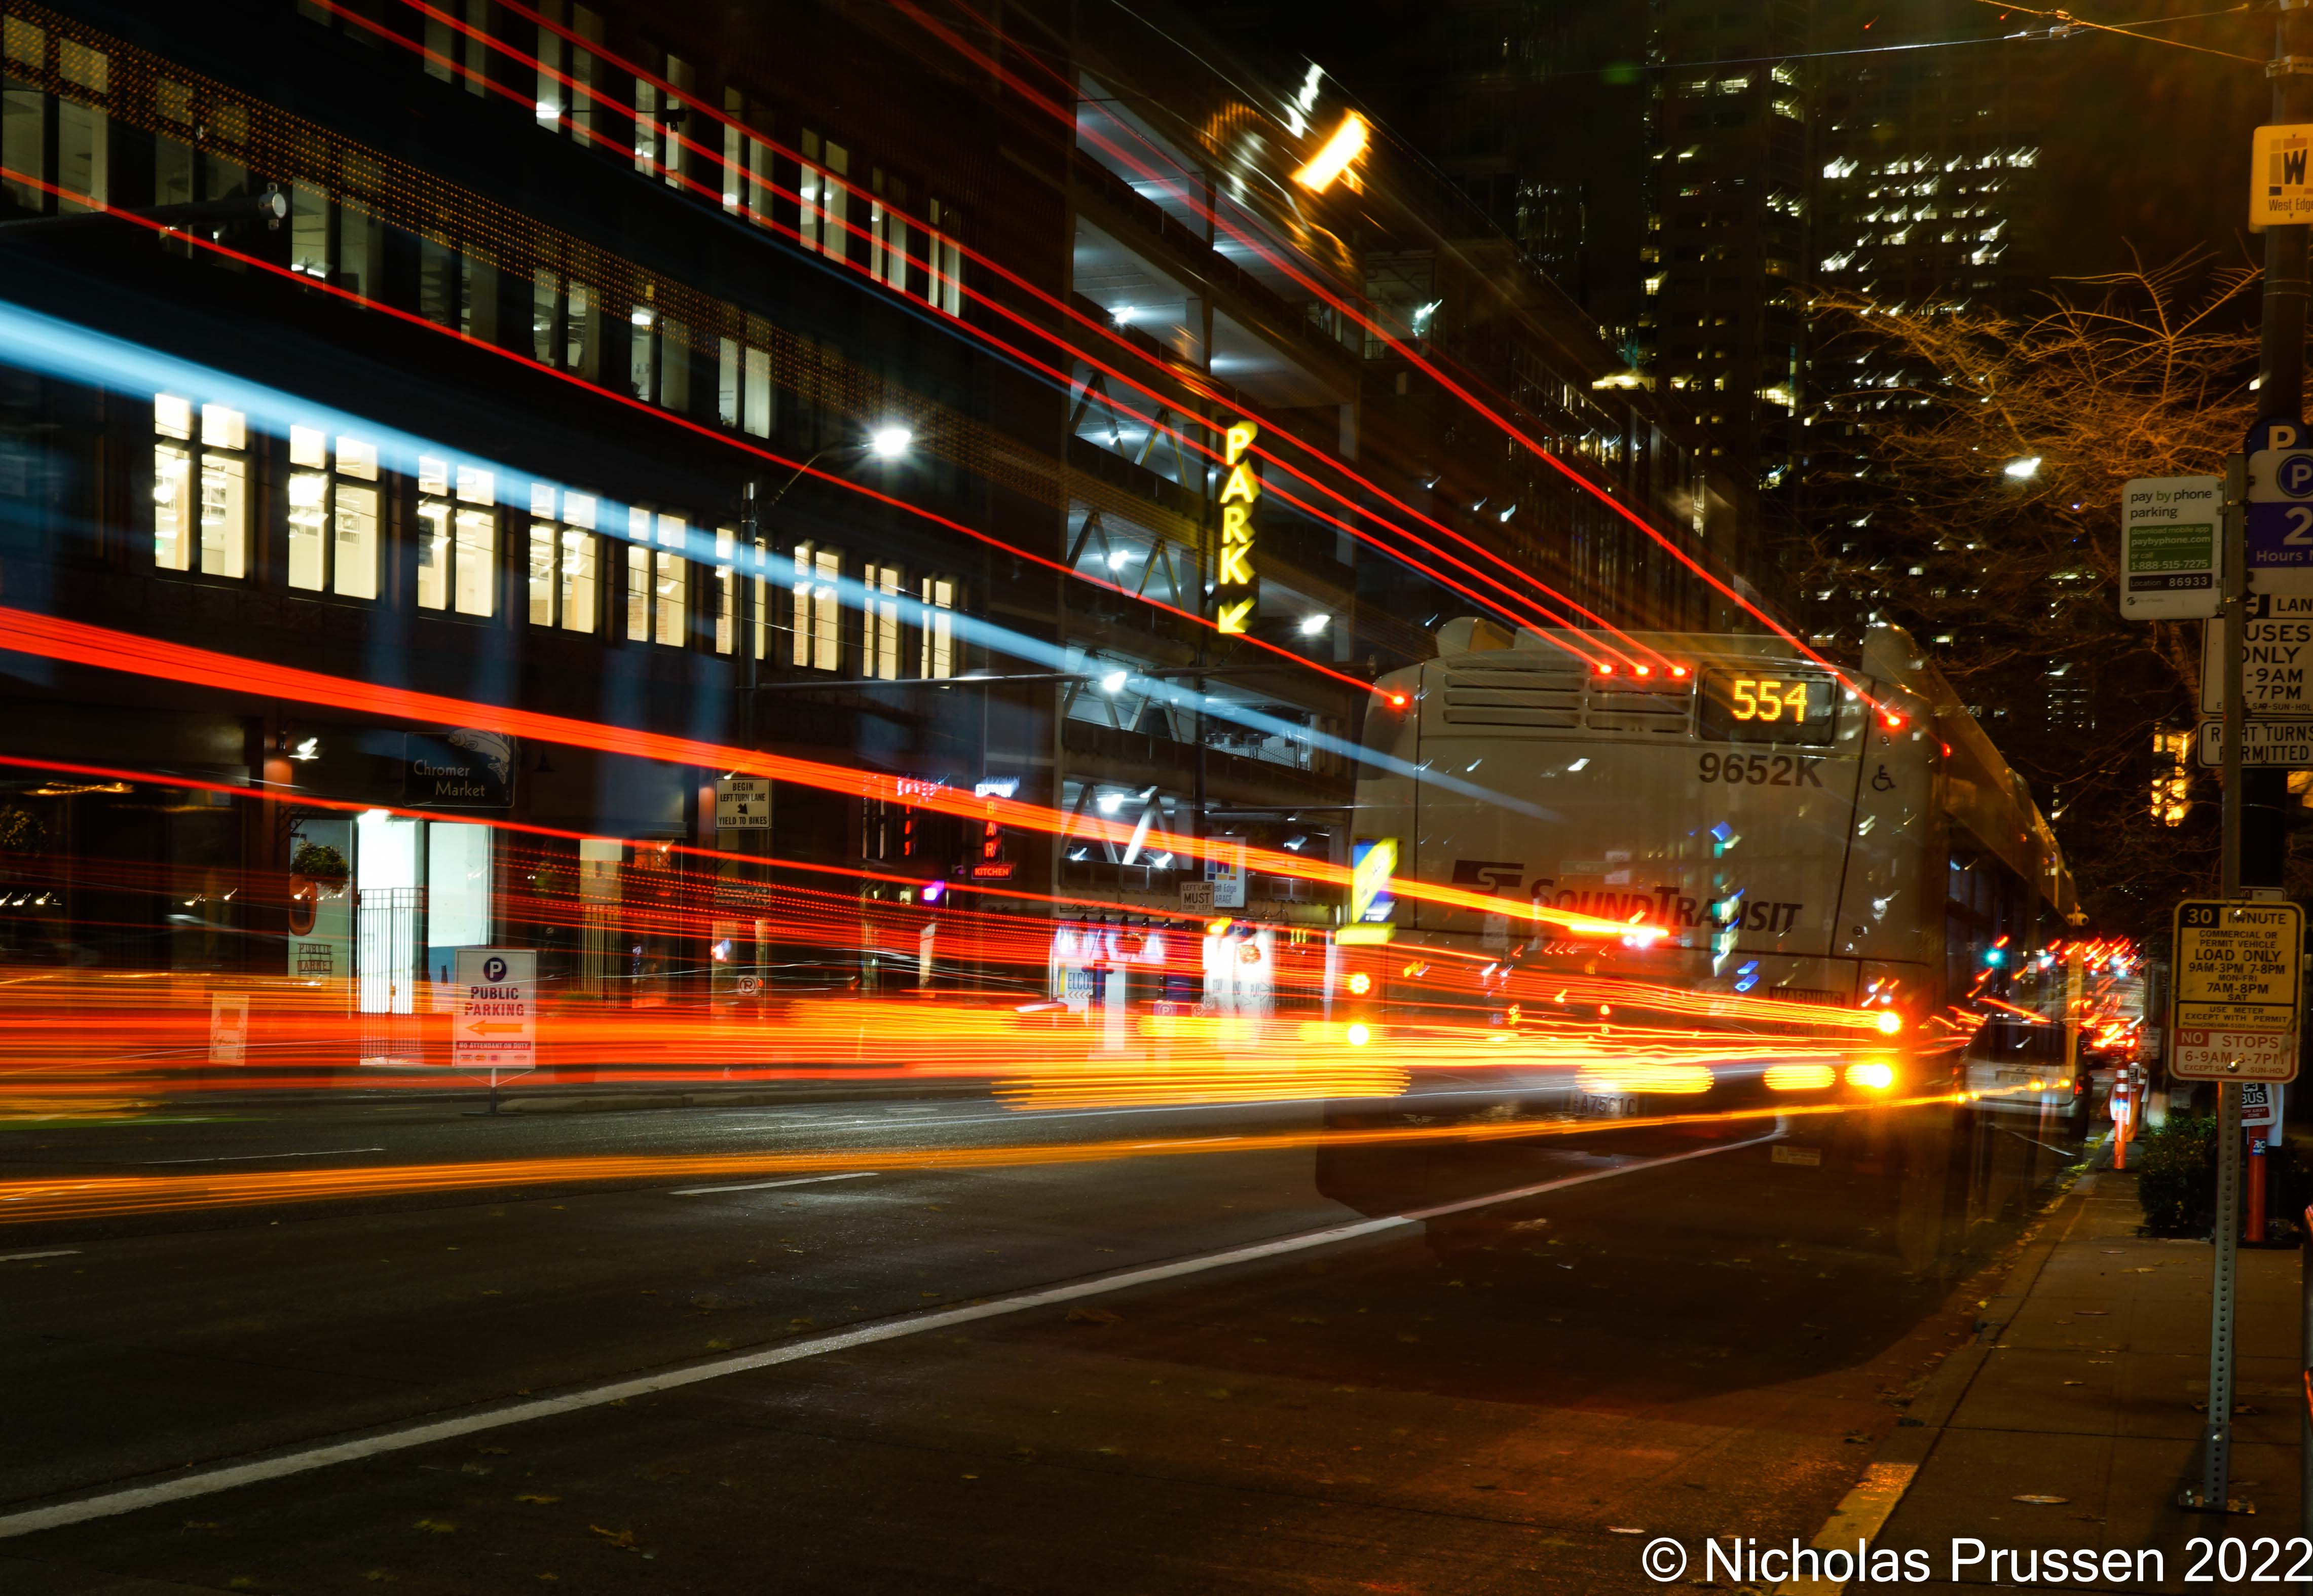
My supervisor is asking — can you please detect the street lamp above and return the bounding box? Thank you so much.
[2003,456,2041,479]
[763,426,915,509]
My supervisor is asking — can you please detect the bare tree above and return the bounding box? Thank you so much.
[1787,257,2269,930]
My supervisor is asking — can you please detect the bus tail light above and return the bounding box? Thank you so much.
[1846,1061,1897,1091]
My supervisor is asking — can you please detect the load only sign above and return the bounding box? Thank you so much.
[2200,593,2313,715]
[2169,899,2302,1081]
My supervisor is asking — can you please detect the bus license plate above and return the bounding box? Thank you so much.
[1580,1093,1641,1119]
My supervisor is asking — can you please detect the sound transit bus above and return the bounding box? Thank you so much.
[1337,620,2078,1112]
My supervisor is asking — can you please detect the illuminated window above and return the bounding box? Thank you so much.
[800,130,849,259]
[632,55,690,188]
[713,526,737,655]
[533,3,601,143]
[424,0,489,95]
[154,398,248,580]
[866,563,902,680]
[792,542,840,670]
[626,508,687,646]
[3,21,45,213]
[417,457,496,616]
[526,487,596,632]
[870,169,909,290]
[532,271,595,377]
[285,425,380,600]
[54,39,104,214]
[919,576,955,679]
[927,199,963,316]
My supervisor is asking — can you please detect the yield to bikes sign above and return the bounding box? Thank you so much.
[2170,900,2302,1082]
[452,947,536,1079]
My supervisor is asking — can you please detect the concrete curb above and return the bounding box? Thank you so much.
[1770,1155,2107,1594]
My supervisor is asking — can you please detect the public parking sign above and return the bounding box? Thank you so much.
[2169,900,2302,1081]
[451,947,537,1081]
[2248,448,2313,594]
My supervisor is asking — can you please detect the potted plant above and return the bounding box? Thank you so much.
[287,840,349,939]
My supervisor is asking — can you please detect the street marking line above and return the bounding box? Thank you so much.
[669,1172,879,1197]
[0,1131,1775,1540]
[1774,1461,1918,1596]
[0,1249,78,1263]
[143,1148,386,1165]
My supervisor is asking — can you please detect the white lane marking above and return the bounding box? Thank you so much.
[142,1148,386,1166]
[0,1131,1775,1539]
[669,1172,879,1197]
[0,1249,78,1263]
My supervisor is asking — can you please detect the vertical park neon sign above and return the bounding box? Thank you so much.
[1215,419,1259,634]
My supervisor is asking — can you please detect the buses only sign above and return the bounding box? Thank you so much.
[2170,899,2302,1081]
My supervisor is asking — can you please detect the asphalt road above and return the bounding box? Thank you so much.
[0,1087,2085,1594]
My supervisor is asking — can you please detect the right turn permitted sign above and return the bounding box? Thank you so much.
[2170,899,2303,1082]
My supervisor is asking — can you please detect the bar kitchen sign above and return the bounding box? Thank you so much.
[404,729,516,807]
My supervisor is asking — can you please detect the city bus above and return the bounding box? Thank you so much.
[1335,619,2079,1114]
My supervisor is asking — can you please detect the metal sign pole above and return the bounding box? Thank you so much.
[2200,1081,2245,1509]
[2186,458,2251,1513]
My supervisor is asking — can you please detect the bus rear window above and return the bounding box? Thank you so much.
[1698,669,1838,745]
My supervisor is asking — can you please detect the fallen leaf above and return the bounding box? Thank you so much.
[1290,1316,1326,1325]
[459,1462,491,1475]
[515,1494,561,1506]
[1066,1307,1123,1325]
[705,1339,731,1351]
[411,1518,457,1534]
[1608,1526,1646,1535]
[477,1447,510,1456]
[588,1525,640,1550]
[2063,1380,2086,1387]
[182,1521,220,1532]
[2075,1309,2109,1316]
[2012,1495,2068,1505]
[364,1574,394,1585]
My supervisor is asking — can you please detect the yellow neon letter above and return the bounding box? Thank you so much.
[1217,544,1253,585]
[1219,463,1261,505]
[1221,503,1252,543]
[1224,419,1259,463]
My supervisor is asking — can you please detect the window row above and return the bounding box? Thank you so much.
[152,393,959,677]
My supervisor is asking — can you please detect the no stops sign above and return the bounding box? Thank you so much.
[2170,899,2304,1081]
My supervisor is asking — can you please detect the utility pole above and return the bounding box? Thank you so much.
[2191,0,2312,1521]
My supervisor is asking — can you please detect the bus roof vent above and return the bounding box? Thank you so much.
[1441,662,1583,728]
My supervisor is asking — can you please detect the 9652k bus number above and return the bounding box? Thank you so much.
[1698,752,1824,788]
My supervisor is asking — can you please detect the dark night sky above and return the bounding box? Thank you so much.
[1174,0,2272,296]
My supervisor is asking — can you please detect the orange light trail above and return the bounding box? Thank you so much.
[0,1089,1969,1228]
[0,609,1656,941]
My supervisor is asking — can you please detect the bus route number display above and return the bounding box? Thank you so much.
[2170,898,2303,1081]
[1698,669,1837,746]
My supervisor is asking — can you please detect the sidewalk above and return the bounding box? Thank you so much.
[1782,1160,2303,1593]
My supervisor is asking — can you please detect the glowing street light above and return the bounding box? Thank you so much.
[1291,111,1368,193]
[870,425,913,460]
[2002,456,2040,479]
